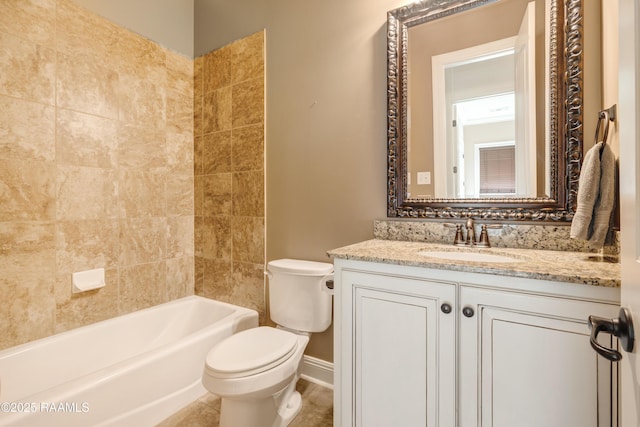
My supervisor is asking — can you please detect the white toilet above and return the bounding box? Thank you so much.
[202,259,334,427]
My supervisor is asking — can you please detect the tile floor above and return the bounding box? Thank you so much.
[157,379,333,426]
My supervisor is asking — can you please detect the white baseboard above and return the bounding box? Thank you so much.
[300,355,334,389]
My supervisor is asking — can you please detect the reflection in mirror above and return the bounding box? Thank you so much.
[387,0,591,221]
[407,0,546,199]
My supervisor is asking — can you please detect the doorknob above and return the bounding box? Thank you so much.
[588,307,635,362]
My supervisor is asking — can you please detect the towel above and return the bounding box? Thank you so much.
[570,141,616,248]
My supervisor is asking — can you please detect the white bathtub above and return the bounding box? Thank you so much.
[0,296,258,427]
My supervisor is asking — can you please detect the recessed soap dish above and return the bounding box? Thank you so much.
[72,268,106,293]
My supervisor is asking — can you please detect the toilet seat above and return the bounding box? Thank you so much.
[205,327,298,379]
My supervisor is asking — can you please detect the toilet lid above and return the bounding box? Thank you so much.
[206,327,298,378]
[267,259,333,276]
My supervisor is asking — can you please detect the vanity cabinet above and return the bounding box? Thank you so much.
[334,259,620,427]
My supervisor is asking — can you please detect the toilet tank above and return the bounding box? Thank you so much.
[267,259,334,333]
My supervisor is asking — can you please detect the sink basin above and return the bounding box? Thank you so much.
[417,250,521,263]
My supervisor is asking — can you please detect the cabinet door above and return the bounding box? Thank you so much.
[459,286,619,427]
[342,270,456,427]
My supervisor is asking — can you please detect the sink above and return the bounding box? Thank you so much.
[417,250,521,263]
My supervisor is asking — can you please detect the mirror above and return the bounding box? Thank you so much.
[387,0,588,221]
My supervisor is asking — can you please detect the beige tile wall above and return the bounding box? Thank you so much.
[0,0,194,350]
[194,31,266,323]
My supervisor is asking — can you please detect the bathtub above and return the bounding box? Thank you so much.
[0,296,258,427]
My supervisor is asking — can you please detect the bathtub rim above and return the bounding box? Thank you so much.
[0,295,258,359]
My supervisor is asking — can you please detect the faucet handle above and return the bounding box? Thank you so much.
[477,225,490,247]
[444,222,467,246]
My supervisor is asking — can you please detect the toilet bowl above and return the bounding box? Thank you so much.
[203,327,310,427]
[202,259,334,427]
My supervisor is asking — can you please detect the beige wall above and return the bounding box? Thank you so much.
[194,0,269,56]
[0,0,194,350]
[193,32,267,323]
[602,0,619,159]
[263,0,407,361]
[73,0,194,57]
[583,0,604,152]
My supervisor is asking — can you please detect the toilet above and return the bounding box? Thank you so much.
[202,259,334,427]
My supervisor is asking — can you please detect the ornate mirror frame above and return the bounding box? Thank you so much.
[387,0,583,221]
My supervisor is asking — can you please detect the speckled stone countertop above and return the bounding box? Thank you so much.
[327,239,620,288]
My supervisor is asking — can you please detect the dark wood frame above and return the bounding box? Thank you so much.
[387,0,583,221]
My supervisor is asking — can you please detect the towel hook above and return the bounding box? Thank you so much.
[595,104,617,146]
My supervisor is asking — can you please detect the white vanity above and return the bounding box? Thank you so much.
[329,239,621,427]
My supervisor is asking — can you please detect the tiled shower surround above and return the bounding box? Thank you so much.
[0,0,266,350]
[193,32,266,323]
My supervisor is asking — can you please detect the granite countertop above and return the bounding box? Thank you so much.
[327,239,620,288]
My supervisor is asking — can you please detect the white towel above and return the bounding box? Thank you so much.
[570,141,616,248]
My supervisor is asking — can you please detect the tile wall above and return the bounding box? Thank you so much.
[0,0,194,350]
[193,31,266,323]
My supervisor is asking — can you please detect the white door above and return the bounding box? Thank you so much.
[514,0,536,196]
[619,0,640,423]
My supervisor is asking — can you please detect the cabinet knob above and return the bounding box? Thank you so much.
[441,303,452,314]
[462,306,475,318]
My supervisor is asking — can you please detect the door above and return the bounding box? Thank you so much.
[514,0,537,196]
[431,37,516,198]
[460,286,618,427]
[619,0,640,423]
